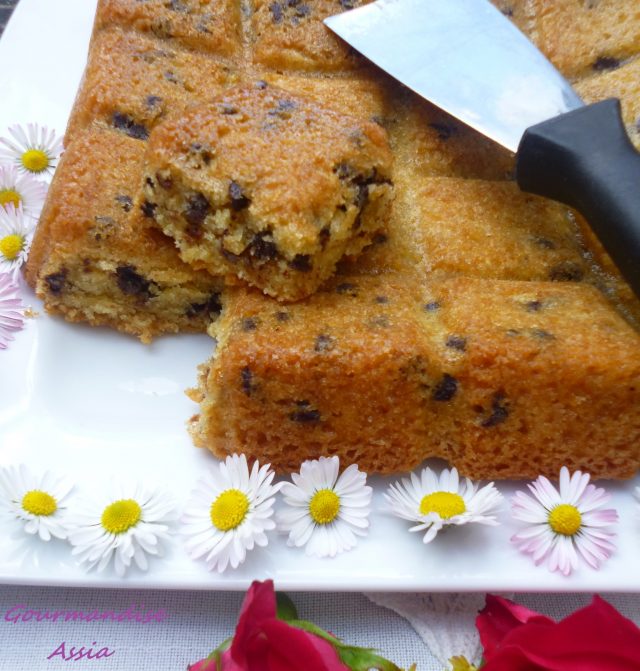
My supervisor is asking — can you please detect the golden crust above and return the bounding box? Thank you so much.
[94,0,243,58]
[65,27,239,143]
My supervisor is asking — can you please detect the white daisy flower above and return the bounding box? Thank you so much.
[277,456,372,558]
[0,165,47,217]
[182,454,279,572]
[385,466,503,543]
[511,466,618,576]
[0,123,63,177]
[0,204,36,275]
[0,464,73,541]
[67,483,176,577]
[0,273,23,349]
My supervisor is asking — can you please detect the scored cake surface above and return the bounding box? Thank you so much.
[26,0,640,478]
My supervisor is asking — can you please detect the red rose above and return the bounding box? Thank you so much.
[477,594,640,670]
[189,580,349,671]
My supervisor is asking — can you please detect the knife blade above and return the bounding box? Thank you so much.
[325,0,640,299]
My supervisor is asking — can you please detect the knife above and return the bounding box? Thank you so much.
[325,0,640,299]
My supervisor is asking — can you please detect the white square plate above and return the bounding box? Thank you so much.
[1,0,639,592]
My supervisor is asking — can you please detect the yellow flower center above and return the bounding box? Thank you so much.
[0,189,21,208]
[0,234,24,261]
[419,491,466,519]
[548,503,582,536]
[21,490,57,516]
[101,499,142,534]
[210,489,249,531]
[21,149,50,173]
[309,489,340,525]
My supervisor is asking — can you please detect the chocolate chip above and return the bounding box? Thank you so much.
[250,231,278,261]
[501,6,514,17]
[156,171,173,190]
[314,334,335,352]
[146,95,163,109]
[524,300,543,312]
[593,56,621,72]
[549,262,584,282]
[115,194,133,212]
[116,265,152,299]
[446,335,467,351]
[481,392,509,427]
[164,70,180,84]
[229,181,251,211]
[275,311,290,322]
[375,296,389,304]
[372,232,388,245]
[289,401,321,423]
[433,374,458,402]
[242,317,258,332]
[168,0,187,11]
[319,226,331,250]
[424,301,441,312]
[141,200,157,218]
[336,282,357,295]
[269,1,283,22]
[44,270,67,295]
[186,293,222,319]
[340,0,355,8]
[145,176,155,190]
[241,366,254,396]
[289,254,312,272]
[184,193,210,231]
[256,80,268,90]
[112,112,149,140]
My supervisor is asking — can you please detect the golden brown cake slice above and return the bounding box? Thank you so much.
[143,83,394,301]
[26,129,223,343]
[420,276,640,480]
[65,27,239,143]
[94,0,243,58]
[249,0,372,72]
[189,272,640,479]
[530,0,640,79]
[187,270,443,474]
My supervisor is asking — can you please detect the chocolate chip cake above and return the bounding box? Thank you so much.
[26,129,222,343]
[26,0,640,478]
[142,84,393,300]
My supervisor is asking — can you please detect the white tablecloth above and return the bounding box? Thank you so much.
[1,586,639,670]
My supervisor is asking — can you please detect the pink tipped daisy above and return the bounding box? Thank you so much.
[0,165,47,217]
[0,273,24,349]
[0,123,63,177]
[511,466,618,576]
[0,204,36,275]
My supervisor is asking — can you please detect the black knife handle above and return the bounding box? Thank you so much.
[516,99,640,299]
